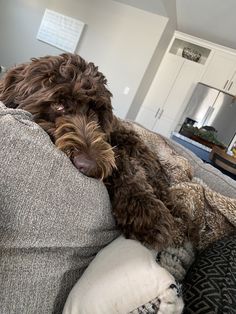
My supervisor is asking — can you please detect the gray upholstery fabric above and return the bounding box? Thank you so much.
[166,138,236,198]
[0,102,120,314]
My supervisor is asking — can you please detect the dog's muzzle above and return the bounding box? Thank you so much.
[53,115,117,180]
[72,154,97,177]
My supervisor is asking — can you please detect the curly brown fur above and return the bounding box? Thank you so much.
[54,115,116,179]
[0,53,115,178]
[0,53,196,250]
[105,119,198,250]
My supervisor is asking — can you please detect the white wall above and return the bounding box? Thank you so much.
[117,0,177,120]
[0,0,168,118]
[126,18,176,120]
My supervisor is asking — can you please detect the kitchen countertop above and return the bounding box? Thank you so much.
[171,132,235,180]
[172,132,212,152]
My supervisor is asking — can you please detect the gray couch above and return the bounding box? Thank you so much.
[0,102,235,313]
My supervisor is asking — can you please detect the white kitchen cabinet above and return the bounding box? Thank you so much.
[135,53,184,130]
[141,54,184,112]
[135,31,236,138]
[153,60,205,137]
[136,35,210,137]
[135,106,158,130]
[152,115,175,138]
[227,70,236,95]
[201,51,236,94]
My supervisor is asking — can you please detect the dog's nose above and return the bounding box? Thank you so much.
[72,155,97,178]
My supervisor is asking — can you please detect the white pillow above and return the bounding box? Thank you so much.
[63,236,184,314]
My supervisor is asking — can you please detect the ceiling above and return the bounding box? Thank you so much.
[114,0,236,50]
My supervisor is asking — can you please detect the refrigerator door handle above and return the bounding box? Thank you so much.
[223,79,229,89]
[210,107,215,115]
[228,81,233,91]
[202,106,213,125]
[204,106,215,126]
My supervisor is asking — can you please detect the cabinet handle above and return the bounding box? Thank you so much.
[154,108,160,118]
[158,109,164,119]
[228,81,233,91]
[223,80,229,89]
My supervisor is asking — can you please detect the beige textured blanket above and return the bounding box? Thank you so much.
[128,121,236,251]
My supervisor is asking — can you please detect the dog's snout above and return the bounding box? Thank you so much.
[73,155,97,177]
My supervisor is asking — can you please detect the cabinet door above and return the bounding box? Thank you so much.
[152,115,175,138]
[154,60,205,137]
[135,106,158,130]
[141,54,184,113]
[201,52,236,91]
[226,70,236,95]
[135,53,184,131]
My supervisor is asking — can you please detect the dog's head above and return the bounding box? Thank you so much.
[0,53,116,179]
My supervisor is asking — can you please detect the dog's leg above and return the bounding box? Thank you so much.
[106,124,186,250]
[106,158,178,251]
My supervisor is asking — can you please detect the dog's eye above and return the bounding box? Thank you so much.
[51,103,65,112]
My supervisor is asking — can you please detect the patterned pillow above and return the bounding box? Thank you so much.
[183,234,236,313]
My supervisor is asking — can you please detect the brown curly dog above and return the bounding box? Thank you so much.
[0,53,196,250]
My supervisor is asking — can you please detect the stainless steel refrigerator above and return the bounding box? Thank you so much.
[179,82,236,147]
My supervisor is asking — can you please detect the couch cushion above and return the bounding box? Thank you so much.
[0,102,120,313]
[129,121,236,199]
[167,138,236,198]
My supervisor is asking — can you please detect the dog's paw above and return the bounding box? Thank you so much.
[158,283,184,314]
[156,241,195,281]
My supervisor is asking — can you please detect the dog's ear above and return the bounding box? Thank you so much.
[96,91,114,133]
[74,59,114,133]
[0,56,62,110]
[88,63,114,133]
[0,64,27,108]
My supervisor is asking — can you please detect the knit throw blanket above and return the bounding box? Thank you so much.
[128,121,236,250]
[127,121,236,313]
